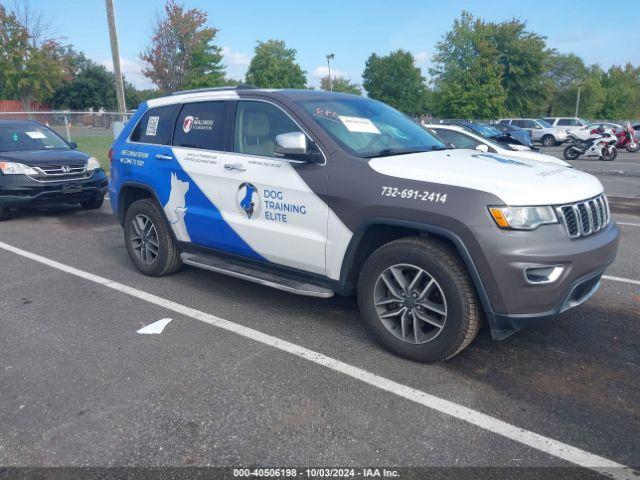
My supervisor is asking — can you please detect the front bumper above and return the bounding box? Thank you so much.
[468,220,619,339]
[0,171,108,208]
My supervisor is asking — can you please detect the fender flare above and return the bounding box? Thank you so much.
[116,181,164,224]
[338,217,495,320]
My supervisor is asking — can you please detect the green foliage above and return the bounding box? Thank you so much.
[430,12,506,118]
[140,0,227,92]
[51,62,117,110]
[599,64,640,119]
[490,18,551,116]
[320,75,361,95]
[362,50,426,115]
[245,40,307,88]
[0,4,69,108]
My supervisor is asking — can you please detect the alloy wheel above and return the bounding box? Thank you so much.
[129,214,160,264]
[373,263,447,344]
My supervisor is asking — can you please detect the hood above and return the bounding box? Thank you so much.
[500,149,571,167]
[0,149,89,166]
[368,149,602,206]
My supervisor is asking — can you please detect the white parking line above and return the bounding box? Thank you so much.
[617,222,640,227]
[602,275,640,286]
[0,239,636,480]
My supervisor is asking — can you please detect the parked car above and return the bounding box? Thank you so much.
[0,120,108,220]
[434,120,535,151]
[488,123,536,151]
[568,122,624,141]
[109,87,618,362]
[424,124,570,167]
[542,117,589,128]
[498,118,569,146]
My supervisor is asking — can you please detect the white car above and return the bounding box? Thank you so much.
[424,124,571,167]
[567,123,623,140]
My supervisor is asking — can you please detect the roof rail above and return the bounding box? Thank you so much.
[171,84,257,96]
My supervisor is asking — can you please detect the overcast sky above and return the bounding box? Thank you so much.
[27,0,640,90]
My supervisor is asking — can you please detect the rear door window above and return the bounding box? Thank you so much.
[130,105,177,145]
[172,101,229,151]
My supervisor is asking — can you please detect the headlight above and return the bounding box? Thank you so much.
[0,162,38,175]
[488,205,558,230]
[86,156,101,171]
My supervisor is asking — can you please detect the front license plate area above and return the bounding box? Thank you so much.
[62,183,82,194]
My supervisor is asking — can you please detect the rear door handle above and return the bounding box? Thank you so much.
[155,154,173,161]
[224,163,246,172]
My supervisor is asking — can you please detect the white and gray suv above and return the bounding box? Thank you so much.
[498,118,569,147]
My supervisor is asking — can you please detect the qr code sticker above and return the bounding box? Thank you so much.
[145,116,160,136]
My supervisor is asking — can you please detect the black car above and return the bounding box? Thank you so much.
[0,120,108,220]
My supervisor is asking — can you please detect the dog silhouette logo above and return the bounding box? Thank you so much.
[236,182,261,219]
[163,172,190,241]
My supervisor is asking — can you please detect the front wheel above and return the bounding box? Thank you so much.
[626,141,640,153]
[563,145,581,160]
[0,204,10,221]
[601,147,617,161]
[542,135,556,147]
[80,195,104,210]
[358,237,480,362]
[124,198,182,276]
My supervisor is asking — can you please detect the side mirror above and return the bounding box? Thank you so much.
[475,144,489,153]
[69,142,78,149]
[275,132,322,163]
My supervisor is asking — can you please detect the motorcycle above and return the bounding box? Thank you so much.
[612,123,639,152]
[563,128,618,161]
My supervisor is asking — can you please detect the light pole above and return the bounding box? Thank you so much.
[326,53,335,91]
[574,84,582,118]
[105,0,127,121]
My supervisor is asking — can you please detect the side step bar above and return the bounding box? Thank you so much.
[180,252,334,298]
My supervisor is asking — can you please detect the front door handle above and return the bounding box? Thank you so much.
[155,154,173,161]
[224,163,246,172]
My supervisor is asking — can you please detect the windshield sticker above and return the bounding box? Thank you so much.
[146,116,160,136]
[25,131,47,139]
[314,107,341,123]
[183,115,213,133]
[338,115,381,134]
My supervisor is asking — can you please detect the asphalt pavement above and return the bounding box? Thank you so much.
[0,152,639,479]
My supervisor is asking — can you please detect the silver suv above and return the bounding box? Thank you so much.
[542,117,588,129]
[498,118,568,147]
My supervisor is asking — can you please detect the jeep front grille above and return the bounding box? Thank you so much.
[556,194,609,239]
[28,164,89,182]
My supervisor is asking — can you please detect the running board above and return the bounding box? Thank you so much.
[180,252,334,298]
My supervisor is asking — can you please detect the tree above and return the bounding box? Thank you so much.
[430,12,506,118]
[599,64,640,119]
[490,18,551,116]
[320,75,361,95]
[140,0,226,92]
[50,62,117,110]
[362,50,426,115]
[0,3,69,109]
[245,40,307,88]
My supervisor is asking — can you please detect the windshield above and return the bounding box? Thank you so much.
[0,124,70,152]
[295,97,446,157]
[537,119,553,128]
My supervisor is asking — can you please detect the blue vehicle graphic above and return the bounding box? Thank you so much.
[239,183,257,219]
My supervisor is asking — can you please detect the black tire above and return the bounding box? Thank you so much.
[123,198,182,276]
[541,135,556,147]
[0,204,10,221]
[80,195,104,210]
[563,145,581,160]
[600,147,617,161]
[626,141,639,153]
[357,237,480,362]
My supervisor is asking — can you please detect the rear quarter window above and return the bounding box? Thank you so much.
[173,101,229,151]
[130,105,177,145]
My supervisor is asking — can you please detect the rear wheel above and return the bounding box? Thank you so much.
[358,237,480,362]
[542,135,556,147]
[626,141,639,153]
[124,198,182,276]
[563,145,581,160]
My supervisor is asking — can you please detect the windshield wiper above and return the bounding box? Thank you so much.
[362,147,441,158]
